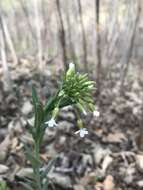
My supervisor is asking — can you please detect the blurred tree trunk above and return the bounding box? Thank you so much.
[95,0,101,94]
[77,0,88,72]
[19,0,36,40]
[41,0,50,55]
[65,1,76,65]
[0,13,18,65]
[0,17,12,92]
[13,10,21,45]
[104,0,119,83]
[56,0,68,70]
[120,0,141,91]
[34,0,44,71]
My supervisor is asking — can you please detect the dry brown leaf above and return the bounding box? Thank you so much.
[74,184,85,190]
[94,145,111,164]
[11,137,19,150]
[21,101,33,115]
[77,172,99,186]
[95,182,103,190]
[101,155,113,174]
[106,132,127,143]
[103,175,115,190]
[0,164,9,174]
[136,154,143,173]
[0,135,11,162]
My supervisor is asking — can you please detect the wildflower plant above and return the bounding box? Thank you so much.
[21,63,98,190]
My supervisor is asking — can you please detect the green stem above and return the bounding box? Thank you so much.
[34,141,42,190]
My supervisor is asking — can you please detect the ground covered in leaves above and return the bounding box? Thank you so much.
[0,63,143,190]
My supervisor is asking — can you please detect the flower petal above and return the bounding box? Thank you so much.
[45,118,57,127]
[69,62,75,69]
[93,110,100,117]
[75,130,80,134]
[80,132,85,138]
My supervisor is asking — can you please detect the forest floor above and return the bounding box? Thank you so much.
[0,61,143,190]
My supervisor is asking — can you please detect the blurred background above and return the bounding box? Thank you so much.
[0,0,143,88]
[0,0,143,190]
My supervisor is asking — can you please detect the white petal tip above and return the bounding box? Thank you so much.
[69,62,75,69]
[75,130,80,134]
[75,128,88,138]
[83,110,87,115]
[93,110,100,117]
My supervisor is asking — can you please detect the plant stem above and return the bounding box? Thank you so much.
[34,141,42,190]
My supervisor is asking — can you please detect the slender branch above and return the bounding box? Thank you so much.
[95,0,102,94]
[0,15,12,92]
[0,13,18,65]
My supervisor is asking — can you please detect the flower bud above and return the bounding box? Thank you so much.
[77,119,83,129]
[89,103,95,112]
[52,107,59,118]
[76,103,86,114]
[66,63,75,77]
[58,90,65,97]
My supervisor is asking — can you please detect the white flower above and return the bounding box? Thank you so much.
[93,110,100,117]
[69,62,75,69]
[66,62,75,77]
[45,118,58,128]
[75,128,88,138]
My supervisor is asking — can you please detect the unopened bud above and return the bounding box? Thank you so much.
[77,119,83,129]
[52,107,59,118]
[66,63,75,77]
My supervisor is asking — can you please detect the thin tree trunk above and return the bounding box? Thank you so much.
[65,1,76,65]
[56,0,68,70]
[104,0,119,82]
[34,0,43,71]
[19,0,36,41]
[120,0,140,91]
[77,0,88,72]
[0,14,18,65]
[41,0,49,54]
[0,18,12,91]
[95,0,101,94]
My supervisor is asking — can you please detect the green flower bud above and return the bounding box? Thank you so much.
[89,103,96,112]
[52,107,59,118]
[77,119,83,129]
[83,81,95,86]
[66,63,75,77]
[58,90,65,97]
[76,103,87,115]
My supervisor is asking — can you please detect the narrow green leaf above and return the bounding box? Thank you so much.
[38,126,45,146]
[44,95,57,114]
[23,143,40,169]
[43,178,49,190]
[34,103,44,129]
[32,86,39,110]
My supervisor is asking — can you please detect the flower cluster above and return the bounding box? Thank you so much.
[59,63,95,109]
[45,63,100,137]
